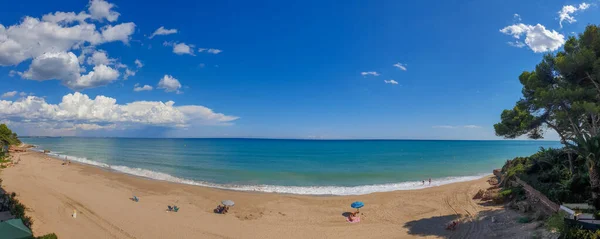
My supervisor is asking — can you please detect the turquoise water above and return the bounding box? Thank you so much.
[22,138,562,195]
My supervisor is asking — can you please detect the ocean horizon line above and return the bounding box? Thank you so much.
[19,136,562,142]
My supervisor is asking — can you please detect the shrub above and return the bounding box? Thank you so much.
[36,233,58,239]
[563,228,600,239]
[545,212,567,233]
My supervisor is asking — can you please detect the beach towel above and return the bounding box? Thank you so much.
[346,217,360,223]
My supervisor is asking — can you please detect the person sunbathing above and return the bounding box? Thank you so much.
[214,205,223,213]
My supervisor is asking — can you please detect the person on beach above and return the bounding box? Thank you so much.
[429,178,431,185]
[422,180,425,185]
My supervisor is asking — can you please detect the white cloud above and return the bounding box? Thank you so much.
[198,48,222,54]
[157,75,182,93]
[432,125,482,129]
[558,3,590,28]
[133,84,153,92]
[514,13,522,22]
[0,0,135,93]
[134,59,143,68]
[2,91,17,98]
[172,42,195,55]
[86,50,114,65]
[0,17,104,66]
[463,125,482,129]
[384,79,398,85]
[101,22,135,44]
[507,41,526,48]
[75,123,116,130]
[42,11,90,23]
[361,71,380,76]
[88,0,120,22]
[71,64,120,90]
[123,68,135,80]
[0,92,238,130]
[18,92,28,97]
[149,26,177,38]
[21,51,120,90]
[500,23,565,53]
[393,62,407,71]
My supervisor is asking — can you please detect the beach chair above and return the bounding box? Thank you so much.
[133,196,139,202]
[167,206,173,212]
[173,206,179,212]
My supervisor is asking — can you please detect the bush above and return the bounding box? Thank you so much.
[563,228,600,239]
[545,212,567,233]
[36,233,58,239]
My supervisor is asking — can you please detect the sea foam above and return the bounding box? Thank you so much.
[38,149,489,196]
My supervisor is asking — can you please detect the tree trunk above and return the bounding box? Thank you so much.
[568,152,574,176]
[589,163,600,209]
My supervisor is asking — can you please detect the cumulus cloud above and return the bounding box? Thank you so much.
[393,62,407,71]
[384,79,398,85]
[134,59,143,68]
[164,42,195,55]
[558,3,590,28]
[198,48,223,54]
[0,17,104,66]
[75,123,116,130]
[21,51,120,90]
[133,83,153,92]
[0,0,135,91]
[101,22,135,44]
[88,0,120,22]
[500,23,565,53]
[2,91,17,98]
[87,50,114,65]
[42,11,90,23]
[361,71,380,76]
[157,75,182,93]
[0,92,238,132]
[149,26,177,38]
[432,125,482,129]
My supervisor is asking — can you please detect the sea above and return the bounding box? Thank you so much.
[21,138,562,195]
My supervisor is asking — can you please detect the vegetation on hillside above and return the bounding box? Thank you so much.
[494,24,600,208]
[0,123,21,151]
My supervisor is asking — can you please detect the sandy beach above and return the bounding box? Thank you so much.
[1,151,520,239]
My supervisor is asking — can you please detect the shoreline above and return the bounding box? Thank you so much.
[1,150,506,238]
[34,147,492,196]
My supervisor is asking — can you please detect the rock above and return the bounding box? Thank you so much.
[473,189,485,199]
[516,201,530,213]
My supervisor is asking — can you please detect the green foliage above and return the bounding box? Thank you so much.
[563,228,600,239]
[0,123,21,148]
[545,212,567,233]
[494,25,600,207]
[36,233,58,239]
[501,147,590,203]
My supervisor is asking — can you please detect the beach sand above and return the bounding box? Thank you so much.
[1,151,523,238]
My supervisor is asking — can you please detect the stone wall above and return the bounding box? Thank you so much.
[513,177,560,213]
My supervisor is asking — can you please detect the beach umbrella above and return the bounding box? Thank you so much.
[222,200,235,206]
[0,219,33,239]
[351,201,364,212]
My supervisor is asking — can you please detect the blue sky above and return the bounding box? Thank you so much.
[0,0,598,139]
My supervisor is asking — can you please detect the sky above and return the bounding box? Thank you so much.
[0,0,598,139]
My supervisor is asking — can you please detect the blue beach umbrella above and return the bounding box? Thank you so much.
[351,201,364,212]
